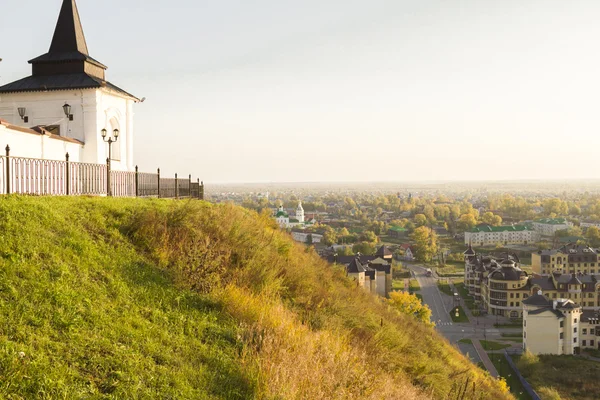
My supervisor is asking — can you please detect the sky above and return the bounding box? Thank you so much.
[2,0,600,183]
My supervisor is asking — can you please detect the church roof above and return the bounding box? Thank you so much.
[0,0,138,101]
[375,245,392,257]
[0,73,137,100]
[347,258,366,274]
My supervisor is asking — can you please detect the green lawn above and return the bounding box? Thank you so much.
[409,279,421,292]
[494,322,523,329]
[480,340,511,351]
[490,355,532,400]
[455,282,478,311]
[450,306,469,323]
[501,333,522,338]
[437,281,455,297]
[414,294,424,303]
[518,355,600,400]
[458,339,472,345]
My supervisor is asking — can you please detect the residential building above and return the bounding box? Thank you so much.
[464,225,540,246]
[581,221,600,229]
[400,244,415,261]
[532,218,572,237]
[532,243,599,276]
[327,246,393,297]
[291,232,323,244]
[464,247,600,318]
[523,293,583,355]
[0,0,139,170]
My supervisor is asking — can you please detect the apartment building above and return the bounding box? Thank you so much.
[532,218,572,237]
[532,244,599,275]
[464,225,540,246]
[523,293,600,354]
[464,247,600,319]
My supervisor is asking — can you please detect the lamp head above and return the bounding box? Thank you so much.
[62,103,72,117]
[113,129,119,139]
[17,107,26,118]
[101,129,107,138]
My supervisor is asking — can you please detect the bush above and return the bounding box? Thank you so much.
[538,387,562,400]
[517,350,540,376]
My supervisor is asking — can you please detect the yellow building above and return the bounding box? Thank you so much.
[532,243,599,276]
[523,293,600,354]
[465,250,600,319]
[335,246,393,298]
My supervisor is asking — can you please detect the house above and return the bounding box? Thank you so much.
[388,225,408,238]
[400,244,415,261]
[0,0,140,171]
[291,232,323,244]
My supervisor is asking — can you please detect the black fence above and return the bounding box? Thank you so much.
[0,146,204,200]
[503,350,541,400]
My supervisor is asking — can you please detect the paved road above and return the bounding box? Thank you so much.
[406,263,502,377]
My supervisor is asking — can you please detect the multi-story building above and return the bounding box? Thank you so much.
[464,225,540,246]
[464,247,600,319]
[532,243,599,276]
[532,218,572,237]
[580,221,600,229]
[523,293,600,354]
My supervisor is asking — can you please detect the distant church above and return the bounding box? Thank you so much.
[275,201,314,229]
[0,0,139,171]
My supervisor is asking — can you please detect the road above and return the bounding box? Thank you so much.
[405,263,524,378]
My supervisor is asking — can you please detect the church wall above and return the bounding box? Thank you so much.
[0,90,135,171]
[0,124,82,161]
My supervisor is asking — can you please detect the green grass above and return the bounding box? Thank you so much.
[480,340,511,351]
[490,355,532,400]
[494,323,523,329]
[476,361,487,372]
[518,355,600,400]
[437,281,455,297]
[455,282,478,310]
[450,306,470,323]
[0,196,512,400]
[459,339,473,344]
[409,279,421,292]
[414,293,424,302]
[501,333,523,338]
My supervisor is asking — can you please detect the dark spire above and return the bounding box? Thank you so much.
[28,0,107,78]
[49,0,89,55]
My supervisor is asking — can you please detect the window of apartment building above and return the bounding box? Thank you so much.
[516,302,520,307]
[583,329,587,335]
[560,321,564,328]
[574,328,578,333]
[575,318,578,324]
[510,293,514,298]
[592,340,595,347]
[560,332,564,339]
[553,293,557,299]
[583,340,587,346]
[516,293,520,298]
[574,338,577,343]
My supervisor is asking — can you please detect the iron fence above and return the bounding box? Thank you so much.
[0,146,204,200]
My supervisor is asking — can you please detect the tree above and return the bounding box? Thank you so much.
[481,212,502,226]
[305,234,313,245]
[388,291,432,325]
[360,230,378,244]
[586,226,600,247]
[457,214,477,232]
[322,226,337,246]
[410,226,438,263]
[352,242,376,255]
[414,214,428,227]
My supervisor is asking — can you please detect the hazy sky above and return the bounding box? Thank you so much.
[2,0,600,183]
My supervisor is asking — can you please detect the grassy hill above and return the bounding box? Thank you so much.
[0,197,511,399]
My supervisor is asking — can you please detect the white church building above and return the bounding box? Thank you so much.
[0,0,139,171]
[275,201,312,229]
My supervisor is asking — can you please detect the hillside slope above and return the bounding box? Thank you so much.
[0,197,511,399]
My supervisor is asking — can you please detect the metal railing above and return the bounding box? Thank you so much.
[0,145,204,200]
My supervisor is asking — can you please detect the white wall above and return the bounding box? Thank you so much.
[0,88,135,170]
[0,124,82,161]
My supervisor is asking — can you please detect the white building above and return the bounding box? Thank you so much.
[0,0,139,171]
[465,225,540,246]
[291,232,323,244]
[532,218,572,237]
[274,201,312,229]
[581,221,600,229]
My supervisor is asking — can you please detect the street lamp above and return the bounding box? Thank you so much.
[102,128,119,196]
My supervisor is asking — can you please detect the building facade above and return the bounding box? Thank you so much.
[532,244,599,276]
[523,293,600,354]
[0,0,139,171]
[464,225,539,246]
[532,218,572,237]
[330,246,393,298]
[464,247,600,318]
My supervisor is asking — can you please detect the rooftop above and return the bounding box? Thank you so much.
[468,224,531,233]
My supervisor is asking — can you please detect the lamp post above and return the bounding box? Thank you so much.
[102,128,119,196]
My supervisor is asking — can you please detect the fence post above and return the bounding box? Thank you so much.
[189,174,192,198]
[135,165,139,197]
[5,145,10,195]
[175,173,179,199]
[157,168,161,198]
[65,153,70,196]
[197,178,200,199]
[200,181,204,200]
